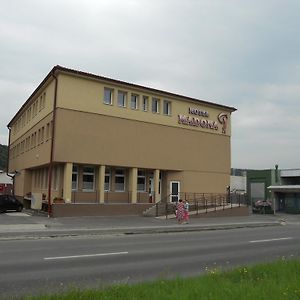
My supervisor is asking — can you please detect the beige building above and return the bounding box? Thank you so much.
[7,66,236,216]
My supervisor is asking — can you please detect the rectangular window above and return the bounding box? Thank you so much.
[27,109,31,123]
[42,92,46,109]
[41,127,45,143]
[39,95,43,111]
[21,114,25,127]
[34,132,37,147]
[152,98,160,113]
[115,169,125,191]
[45,168,49,190]
[104,88,113,105]
[131,94,139,110]
[72,165,78,191]
[105,167,111,191]
[163,100,172,115]
[137,170,146,192]
[46,123,50,141]
[118,91,127,107]
[52,166,58,190]
[142,96,148,111]
[31,134,34,149]
[38,129,41,144]
[83,166,95,191]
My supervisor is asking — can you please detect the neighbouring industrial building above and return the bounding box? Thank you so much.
[247,166,300,213]
[7,66,236,217]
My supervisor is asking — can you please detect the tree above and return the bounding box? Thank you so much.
[0,144,8,171]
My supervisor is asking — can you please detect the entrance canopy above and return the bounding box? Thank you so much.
[268,185,300,193]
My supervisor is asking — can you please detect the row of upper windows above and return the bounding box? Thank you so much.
[103,88,172,116]
[10,121,53,159]
[12,92,47,135]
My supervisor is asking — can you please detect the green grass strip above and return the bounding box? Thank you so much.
[24,259,300,300]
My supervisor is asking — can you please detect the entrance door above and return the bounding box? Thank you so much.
[149,178,154,194]
[170,181,180,202]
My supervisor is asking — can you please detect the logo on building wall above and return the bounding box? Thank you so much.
[217,113,228,134]
[177,107,230,134]
[178,107,218,131]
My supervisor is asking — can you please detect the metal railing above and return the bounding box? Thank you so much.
[154,192,248,218]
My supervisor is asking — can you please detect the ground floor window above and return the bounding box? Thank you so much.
[115,168,125,191]
[105,167,111,191]
[137,170,146,191]
[72,165,78,191]
[82,166,95,191]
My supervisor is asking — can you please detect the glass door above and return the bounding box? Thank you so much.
[170,181,180,202]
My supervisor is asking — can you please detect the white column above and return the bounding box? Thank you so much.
[63,162,73,203]
[98,165,105,203]
[154,169,160,203]
[129,167,138,203]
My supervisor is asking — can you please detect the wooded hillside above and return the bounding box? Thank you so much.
[0,144,8,171]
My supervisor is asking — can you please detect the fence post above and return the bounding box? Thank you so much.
[166,202,168,219]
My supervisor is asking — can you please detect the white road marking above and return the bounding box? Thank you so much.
[44,251,129,260]
[5,212,30,217]
[249,237,293,243]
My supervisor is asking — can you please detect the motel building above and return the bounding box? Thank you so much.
[7,66,236,217]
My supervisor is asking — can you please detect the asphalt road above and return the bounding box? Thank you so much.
[1,224,299,298]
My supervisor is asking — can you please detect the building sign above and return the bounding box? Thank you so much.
[217,113,228,134]
[178,107,229,134]
[188,107,209,117]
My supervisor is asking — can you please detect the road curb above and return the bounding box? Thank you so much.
[0,221,281,240]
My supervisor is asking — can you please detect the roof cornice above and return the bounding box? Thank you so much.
[7,65,237,128]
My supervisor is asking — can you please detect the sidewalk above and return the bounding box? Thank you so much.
[0,210,296,240]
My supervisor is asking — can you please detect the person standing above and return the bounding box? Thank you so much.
[184,200,189,224]
[176,199,185,224]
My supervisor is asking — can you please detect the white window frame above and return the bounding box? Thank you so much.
[142,96,148,111]
[163,100,172,116]
[152,98,160,113]
[170,181,181,202]
[131,94,139,110]
[137,170,146,192]
[72,165,78,191]
[115,168,125,192]
[118,91,127,107]
[104,167,111,192]
[104,88,113,105]
[82,166,95,191]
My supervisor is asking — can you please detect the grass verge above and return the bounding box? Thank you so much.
[25,259,300,300]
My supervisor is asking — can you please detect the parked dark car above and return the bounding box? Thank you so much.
[0,195,23,213]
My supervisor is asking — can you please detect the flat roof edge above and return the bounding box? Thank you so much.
[7,65,237,128]
[55,65,237,112]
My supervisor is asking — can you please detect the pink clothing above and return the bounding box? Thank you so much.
[176,202,185,221]
[184,210,189,222]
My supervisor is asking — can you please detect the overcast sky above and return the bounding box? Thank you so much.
[1,0,299,169]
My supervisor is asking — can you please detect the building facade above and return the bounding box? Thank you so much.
[7,66,236,215]
[247,167,300,213]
